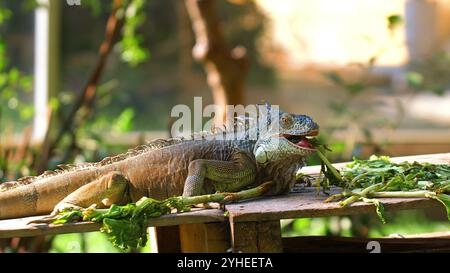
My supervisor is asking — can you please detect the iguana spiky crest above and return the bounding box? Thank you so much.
[0,114,255,192]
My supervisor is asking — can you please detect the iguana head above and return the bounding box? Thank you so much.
[254,106,319,165]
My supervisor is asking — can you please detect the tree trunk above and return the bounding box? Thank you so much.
[184,0,249,126]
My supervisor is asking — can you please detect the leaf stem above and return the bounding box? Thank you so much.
[182,181,275,206]
[339,183,383,207]
[368,190,434,198]
[316,147,342,183]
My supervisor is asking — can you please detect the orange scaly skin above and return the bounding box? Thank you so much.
[0,106,319,220]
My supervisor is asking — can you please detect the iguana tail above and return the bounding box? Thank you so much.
[0,167,98,220]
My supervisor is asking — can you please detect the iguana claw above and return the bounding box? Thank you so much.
[193,202,221,209]
[27,203,83,225]
[27,214,60,225]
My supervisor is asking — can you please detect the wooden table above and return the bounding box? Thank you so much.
[1,153,449,252]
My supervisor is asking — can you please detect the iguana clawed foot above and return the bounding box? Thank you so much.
[27,203,83,224]
[28,171,130,225]
[193,202,221,209]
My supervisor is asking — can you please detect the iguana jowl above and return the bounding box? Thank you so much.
[0,104,319,220]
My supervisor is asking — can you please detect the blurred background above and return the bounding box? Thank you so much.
[0,0,449,252]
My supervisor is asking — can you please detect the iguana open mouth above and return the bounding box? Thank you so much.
[281,129,319,150]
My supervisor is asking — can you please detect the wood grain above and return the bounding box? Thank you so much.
[226,153,450,222]
[282,234,450,253]
[151,226,181,253]
[225,187,441,222]
[179,222,230,253]
[0,153,448,239]
[300,152,450,176]
[0,208,225,239]
[230,220,283,253]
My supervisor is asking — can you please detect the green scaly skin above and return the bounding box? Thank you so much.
[0,104,319,221]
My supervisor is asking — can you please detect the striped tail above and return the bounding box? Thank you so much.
[0,167,99,220]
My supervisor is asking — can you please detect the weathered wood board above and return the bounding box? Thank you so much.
[0,209,225,239]
[300,152,450,176]
[282,232,450,253]
[226,152,450,222]
[225,187,441,222]
[0,152,448,238]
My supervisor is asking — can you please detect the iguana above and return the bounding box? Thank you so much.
[0,104,319,221]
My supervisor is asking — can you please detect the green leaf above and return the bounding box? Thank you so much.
[362,127,373,142]
[52,210,83,225]
[363,198,387,224]
[323,72,343,85]
[21,0,40,12]
[19,75,33,92]
[406,71,424,89]
[328,101,347,115]
[0,73,7,87]
[430,194,450,220]
[387,14,403,30]
[101,218,146,250]
[431,85,445,96]
[49,97,60,111]
[19,105,34,121]
[118,0,150,66]
[0,8,12,24]
[8,68,19,85]
[368,56,377,66]
[112,108,135,133]
[344,82,365,94]
[0,41,7,70]
[83,0,103,16]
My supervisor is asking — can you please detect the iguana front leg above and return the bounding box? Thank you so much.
[183,150,257,197]
[30,171,130,223]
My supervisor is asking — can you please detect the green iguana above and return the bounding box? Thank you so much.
[0,104,319,221]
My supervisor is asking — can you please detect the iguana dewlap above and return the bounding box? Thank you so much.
[0,105,319,220]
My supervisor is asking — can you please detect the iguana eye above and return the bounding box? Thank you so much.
[280,113,293,129]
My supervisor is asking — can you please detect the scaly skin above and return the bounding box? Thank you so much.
[0,104,319,220]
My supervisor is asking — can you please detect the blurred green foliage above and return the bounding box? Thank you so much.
[50,232,151,253]
[0,1,149,251]
[305,13,450,242]
[282,210,449,239]
[406,52,450,96]
[0,4,34,132]
[119,0,151,66]
[319,13,449,161]
[387,14,403,31]
[81,0,150,66]
[1,4,449,253]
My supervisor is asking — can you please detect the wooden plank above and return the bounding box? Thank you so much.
[0,153,448,239]
[230,220,283,253]
[0,216,102,239]
[397,231,450,239]
[179,223,230,253]
[300,152,450,176]
[282,235,450,253]
[224,153,448,222]
[332,129,450,145]
[226,153,450,222]
[151,226,181,253]
[0,209,225,239]
[360,144,450,158]
[225,187,441,222]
